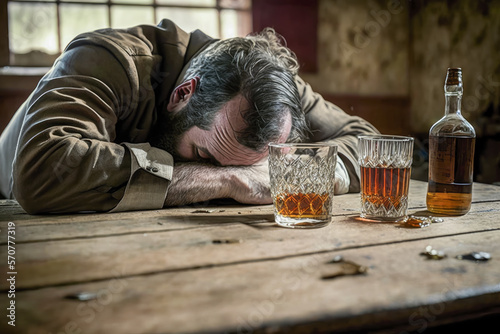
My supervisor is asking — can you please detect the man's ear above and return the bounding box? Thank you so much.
[166,77,199,113]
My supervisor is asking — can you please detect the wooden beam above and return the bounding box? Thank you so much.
[0,0,9,66]
[321,93,412,136]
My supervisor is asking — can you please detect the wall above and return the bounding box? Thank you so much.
[302,0,499,131]
[301,0,409,96]
[300,0,412,136]
[299,0,499,183]
[410,0,500,134]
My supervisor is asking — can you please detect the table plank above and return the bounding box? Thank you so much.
[0,209,275,244]
[2,199,499,290]
[1,181,499,244]
[5,230,500,334]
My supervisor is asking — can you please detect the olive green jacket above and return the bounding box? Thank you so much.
[0,19,379,214]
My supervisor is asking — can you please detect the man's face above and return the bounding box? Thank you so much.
[154,94,292,166]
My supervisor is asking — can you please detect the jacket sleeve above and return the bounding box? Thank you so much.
[12,44,173,214]
[297,76,380,192]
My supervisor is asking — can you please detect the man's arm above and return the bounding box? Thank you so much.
[164,161,271,206]
[12,42,173,214]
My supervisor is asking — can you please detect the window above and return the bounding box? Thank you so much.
[2,0,252,67]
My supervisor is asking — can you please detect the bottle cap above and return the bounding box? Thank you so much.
[446,68,462,86]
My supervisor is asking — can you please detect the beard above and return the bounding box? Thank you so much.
[148,107,192,161]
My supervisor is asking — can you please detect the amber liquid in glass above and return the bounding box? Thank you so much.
[275,192,331,218]
[427,135,475,215]
[360,166,411,210]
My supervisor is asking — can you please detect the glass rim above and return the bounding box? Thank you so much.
[357,135,414,142]
[268,142,338,148]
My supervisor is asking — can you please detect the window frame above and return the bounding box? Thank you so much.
[2,0,251,67]
[0,3,9,66]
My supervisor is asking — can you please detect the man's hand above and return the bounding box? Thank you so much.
[164,161,272,207]
[226,157,349,203]
[334,157,350,195]
[226,160,272,205]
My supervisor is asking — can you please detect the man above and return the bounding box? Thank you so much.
[0,19,379,214]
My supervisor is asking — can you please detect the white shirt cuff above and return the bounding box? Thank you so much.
[335,156,350,194]
[110,142,173,212]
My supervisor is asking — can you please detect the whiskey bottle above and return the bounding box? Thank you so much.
[426,68,476,215]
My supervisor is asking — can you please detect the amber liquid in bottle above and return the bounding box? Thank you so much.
[426,68,476,215]
[427,135,475,214]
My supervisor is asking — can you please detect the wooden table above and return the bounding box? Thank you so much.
[1,180,499,333]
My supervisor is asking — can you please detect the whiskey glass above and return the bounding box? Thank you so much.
[358,135,414,222]
[268,143,337,228]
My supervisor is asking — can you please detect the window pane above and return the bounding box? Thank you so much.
[156,8,218,37]
[8,2,58,54]
[62,0,105,3]
[111,6,155,29]
[60,4,108,50]
[220,0,251,10]
[111,0,153,4]
[7,0,250,66]
[157,0,216,6]
[221,9,251,38]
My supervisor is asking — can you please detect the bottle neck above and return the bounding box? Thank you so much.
[445,93,462,116]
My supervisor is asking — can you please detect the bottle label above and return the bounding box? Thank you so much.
[429,136,455,184]
[429,135,475,184]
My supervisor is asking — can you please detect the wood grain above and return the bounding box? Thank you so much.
[1,184,499,290]
[4,231,500,334]
[1,180,498,243]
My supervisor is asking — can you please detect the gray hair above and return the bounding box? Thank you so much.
[180,28,308,152]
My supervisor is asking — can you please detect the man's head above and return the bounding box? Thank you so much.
[150,28,308,166]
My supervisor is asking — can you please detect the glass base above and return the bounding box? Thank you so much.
[359,213,408,222]
[274,214,331,229]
